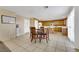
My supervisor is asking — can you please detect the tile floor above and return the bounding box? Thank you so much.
[3,32,75,52]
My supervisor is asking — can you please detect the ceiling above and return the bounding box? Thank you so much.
[0,6,73,20]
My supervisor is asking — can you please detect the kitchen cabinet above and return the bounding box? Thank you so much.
[62,27,68,36]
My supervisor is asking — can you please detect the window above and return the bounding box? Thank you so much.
[35,20,39,29]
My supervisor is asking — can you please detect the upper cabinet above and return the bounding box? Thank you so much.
[53,20,66,26]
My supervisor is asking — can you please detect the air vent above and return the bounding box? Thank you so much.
[44,6,48,8]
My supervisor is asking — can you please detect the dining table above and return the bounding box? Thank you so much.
[36,29,48,43]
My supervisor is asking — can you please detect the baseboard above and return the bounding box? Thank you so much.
[68,37,75,44]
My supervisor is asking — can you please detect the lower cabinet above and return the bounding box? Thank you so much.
[62,27,68,36]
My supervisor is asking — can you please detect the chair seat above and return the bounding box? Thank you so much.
[32,33,38,35]
[37,32,46,35]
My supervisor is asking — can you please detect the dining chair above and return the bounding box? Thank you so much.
[30,27,38,43]
[39,27,49,43]
[40,27,44,33]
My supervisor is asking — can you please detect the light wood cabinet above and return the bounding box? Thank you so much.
[53,27,62,32]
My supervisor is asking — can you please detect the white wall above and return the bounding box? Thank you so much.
[16,16,30,36]
[67,8,75,42]
[24,18,30,33]
[0,8,30,40]
[0,9,16,41]
[75,7,79,49]
[16,15,25,36]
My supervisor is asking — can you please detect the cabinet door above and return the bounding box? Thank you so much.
[0,24,16,41]
[9,24,16,39]
[0,24,9,41]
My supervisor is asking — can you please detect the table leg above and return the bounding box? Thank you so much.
[39,35,42,43]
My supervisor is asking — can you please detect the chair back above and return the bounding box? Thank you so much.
[40,27,44,33]
[30,27,36,34]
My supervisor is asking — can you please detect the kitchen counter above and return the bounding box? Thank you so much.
[44,26,67,28]
[43,26,67,32]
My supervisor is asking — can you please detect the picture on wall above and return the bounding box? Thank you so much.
[1,15,16,24]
